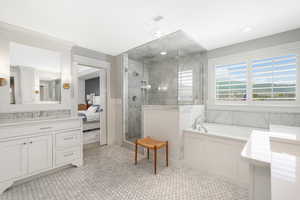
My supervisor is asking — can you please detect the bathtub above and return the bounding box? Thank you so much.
[183,123,268,186]
[199,123,266,141]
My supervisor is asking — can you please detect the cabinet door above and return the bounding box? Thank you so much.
[28,135,52,174]
[0,139,27,181]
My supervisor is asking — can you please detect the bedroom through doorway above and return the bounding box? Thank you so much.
[76,64,106,146]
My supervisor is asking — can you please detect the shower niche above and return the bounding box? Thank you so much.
[123,31,206,143]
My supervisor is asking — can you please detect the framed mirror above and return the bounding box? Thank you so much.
[9,42,62,104]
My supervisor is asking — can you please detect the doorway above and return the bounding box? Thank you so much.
[73,55,110,146]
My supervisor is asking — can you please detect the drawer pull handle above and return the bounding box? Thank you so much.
[64,152,74,157]
[63,137,74,140]
[40,127,52,130]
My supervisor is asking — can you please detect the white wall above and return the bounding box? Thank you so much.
[143,105,205,162]
[205,29,300,128]
[78,79,85,104]
[207,28,300,59]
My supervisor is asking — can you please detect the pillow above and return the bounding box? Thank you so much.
[87,105,98,113]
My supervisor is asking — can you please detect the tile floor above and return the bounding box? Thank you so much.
[0,146,248,200]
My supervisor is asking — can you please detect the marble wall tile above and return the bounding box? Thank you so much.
[206,109,300,129]
[269,113,296,126]
[179,105,205,129]
[232,111,269,128]
[293,113,300,126]
[206,110,233,125]
[126,59,145,139]
[0,109,71,124]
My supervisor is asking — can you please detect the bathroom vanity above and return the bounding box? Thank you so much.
[0,117,83,194]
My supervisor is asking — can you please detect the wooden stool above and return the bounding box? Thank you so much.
[135,137,168,174]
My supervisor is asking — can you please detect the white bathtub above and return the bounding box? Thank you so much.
[184,123,268,186]
[200,123,266,141]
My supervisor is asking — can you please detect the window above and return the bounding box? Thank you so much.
[215,62,247,101]
[252,55,297,101]
[215,54,298,103]
[178,69,193,103]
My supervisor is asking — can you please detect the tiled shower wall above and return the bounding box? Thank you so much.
[125,59,148,139]
[0,109,71,124]
[125,53,205,140]
[146,58,178,105]
[206,109,300,129]
[146,53,204,105]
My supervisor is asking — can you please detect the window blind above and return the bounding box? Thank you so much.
[252,55,297,101]
[178,69,193,103]
[215,62,247,101]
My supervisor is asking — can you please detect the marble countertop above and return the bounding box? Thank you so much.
[0,117,81,127]
[241,131,271,166]
[241,129,300,200]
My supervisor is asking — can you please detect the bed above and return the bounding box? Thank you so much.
[78,104,103,132]
[78,105,102,122]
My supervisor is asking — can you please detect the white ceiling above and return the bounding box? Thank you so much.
[1,0,300,56]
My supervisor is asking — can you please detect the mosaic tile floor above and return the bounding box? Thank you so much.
[0,146,248,200]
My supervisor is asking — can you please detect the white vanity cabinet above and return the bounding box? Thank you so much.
[0,117,83,194]
[0,138,28,181]
[27,135,53,174]
[0,135,52,183]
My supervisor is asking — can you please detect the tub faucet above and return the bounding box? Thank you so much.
[192,115,207,133]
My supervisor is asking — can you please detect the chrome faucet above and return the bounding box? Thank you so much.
[192,114,207,133]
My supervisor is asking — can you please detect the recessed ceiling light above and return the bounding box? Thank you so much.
[160,51,167,55]
[242,26,252,33]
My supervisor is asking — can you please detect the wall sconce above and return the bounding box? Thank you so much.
[0,77,7,87]
[34,90,39,94]
[63,83,71,89]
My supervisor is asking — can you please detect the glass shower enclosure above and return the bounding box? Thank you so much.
[123,31,205,143]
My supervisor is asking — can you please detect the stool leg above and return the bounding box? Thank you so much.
[147,148,150,160]
[135,140,138,165]
[166,141,168,167]
[154,146,157,174]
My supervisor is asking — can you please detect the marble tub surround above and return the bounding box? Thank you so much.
[186,123,267,142]
[0,109,71,123]
[241,129,300,200]
[206,109,300,128]
[183,123,268,187]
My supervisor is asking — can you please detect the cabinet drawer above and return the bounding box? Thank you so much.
[0,118,82,140]
[56,131,81,148]
[55,148,80,165]
[53,119,81,132]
